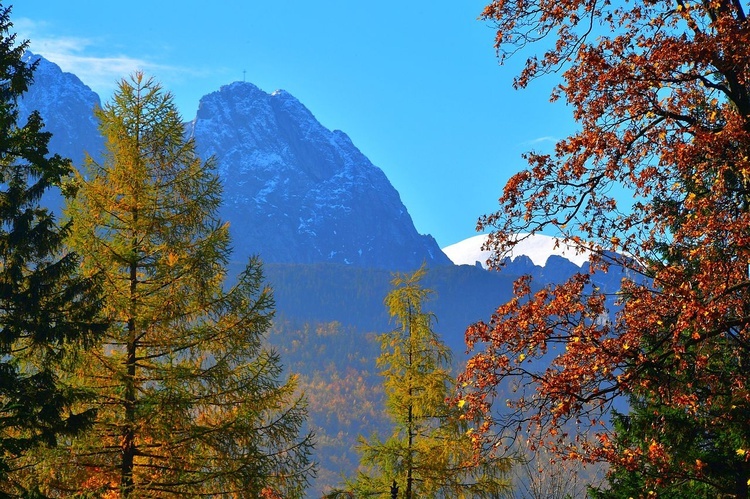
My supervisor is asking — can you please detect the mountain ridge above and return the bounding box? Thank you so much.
[19,53,451,270]
[19,51,592,272]
[188,81,451,269]
[443,232,593,269]
[19,52,103,166]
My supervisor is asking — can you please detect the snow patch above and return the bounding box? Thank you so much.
[442,233,592,268]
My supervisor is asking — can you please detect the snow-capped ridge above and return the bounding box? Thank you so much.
[443,233,592,269]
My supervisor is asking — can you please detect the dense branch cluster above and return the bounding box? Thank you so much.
[459,0,750,494]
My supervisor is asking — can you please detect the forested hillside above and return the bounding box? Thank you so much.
[11,32,609,496]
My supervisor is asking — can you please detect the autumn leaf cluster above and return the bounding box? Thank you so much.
[459,0,750,493]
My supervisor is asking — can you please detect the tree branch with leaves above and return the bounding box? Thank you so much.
[458,0,750,494]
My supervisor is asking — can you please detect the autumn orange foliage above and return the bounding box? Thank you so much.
[458,0,750,490]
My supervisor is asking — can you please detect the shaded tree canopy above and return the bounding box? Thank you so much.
[0,3,105,492]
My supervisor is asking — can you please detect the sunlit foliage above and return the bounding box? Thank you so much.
[459,0,750,494]
[338,266,509,498]
[31,74,314,497]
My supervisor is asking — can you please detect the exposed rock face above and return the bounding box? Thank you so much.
[19,55,449,269]
[19,52,103,166]
[188,82,451,269]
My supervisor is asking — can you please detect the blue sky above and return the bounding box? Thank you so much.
[13,1,577,248]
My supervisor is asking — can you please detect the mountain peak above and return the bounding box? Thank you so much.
[224,80,263,93]
[19,52,103,166]
[188,81,452,269]
[23,55,450,270]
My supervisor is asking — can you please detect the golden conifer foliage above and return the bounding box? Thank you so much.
[35,73,314,498]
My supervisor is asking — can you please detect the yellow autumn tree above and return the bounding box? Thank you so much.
[28,73,314,497]
[333,266,510,498]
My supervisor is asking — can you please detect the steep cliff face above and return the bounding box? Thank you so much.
[19,52,103,166]
[188,82,451,269]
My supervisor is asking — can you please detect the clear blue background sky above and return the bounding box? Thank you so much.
[13,1,576,248]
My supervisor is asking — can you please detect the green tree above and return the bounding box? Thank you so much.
[589,299,750,497]
[589,394,744,498]
[586,166,750,498]
[337,266,509,498]
[0,4,105,492]
[33,73,314,497]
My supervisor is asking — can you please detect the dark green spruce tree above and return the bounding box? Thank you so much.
[0,3,105,494]
[589,394,747,499]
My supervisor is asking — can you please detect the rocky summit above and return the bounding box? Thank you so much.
[187,82,451,269]
[19,52,103,166]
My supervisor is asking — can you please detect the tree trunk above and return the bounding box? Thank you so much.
[122,240,138,496]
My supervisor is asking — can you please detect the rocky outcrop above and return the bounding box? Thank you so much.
[188,82,451,269]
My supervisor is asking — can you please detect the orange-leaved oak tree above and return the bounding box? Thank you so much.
[457,0,750,494]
